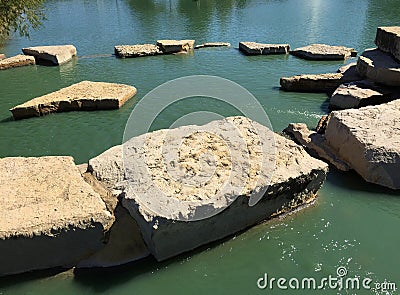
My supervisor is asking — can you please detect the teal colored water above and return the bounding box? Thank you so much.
[0,0,400,294]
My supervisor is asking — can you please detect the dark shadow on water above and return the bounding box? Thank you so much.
[326,169,400,196]
[0,116,14,123]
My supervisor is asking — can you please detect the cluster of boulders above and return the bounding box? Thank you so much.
[284,27,400,190]
[0,116,329,276]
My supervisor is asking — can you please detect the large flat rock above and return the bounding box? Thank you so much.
[114,44,162,58]
[324,100,400,189]
[356,48,400,86]
[239,42,290,55]
[88,116,328,261]
[22,45,77,65]
[156,40,195,53]
[10,81,137,120]
[375,26,400,61]
[0,55,35,70]
[195,42,231,49]
[329,81,387,110]
[0,156,114,276]
[291,44,357,60]
[280,73,344,92]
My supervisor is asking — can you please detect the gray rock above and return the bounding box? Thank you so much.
[89,116,328,261]
[337,62,363,81]
[375,26,400,61]
[0,55,35,70]
[356,48,400,86]
[329,81,387,110]
[291,44,357,60]
[0,156,114,276]
[284,123,351,171]
[325,100,400,189]
[156,40,195,53]
[239,42,290,55]
[114,44,162,58]
[22,45,77,65]
[195,42,231,49]
[280,73,344,92]
[10,81,137,120]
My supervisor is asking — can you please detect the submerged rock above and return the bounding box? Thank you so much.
[239,42,290,55]
[0,156,114,276]
[356,48,400,86]
[280,73,344,92]
[114,44,162,58]
[195,42,231,49]
[375,26,400,61]
[89,116,328,261]
[22,45,77,65]
[0,55,35,70]
[156,40,195,53]
[329,81,388,110]
[291,44,357,60]
[10,81,137,120]
[325,100,400,189]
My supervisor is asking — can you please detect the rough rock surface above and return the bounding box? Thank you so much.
[329,81,387,110]
[356,48,400,86]
[156,40,195,53]
[10,81,137,120]
[239,42,290,55]
[0,156,114,276]
[89,116,328,261]
[0,55,35,70]
[337,62,363,81]
[324,100,400,189]
[375,26,400,61]
[284,123,350,171]
[114,44,162,58]
[22,45,77,65]
[291,44,357,60]
[0,54,5,60]
[280,73,344,92]
[195,42,231,49]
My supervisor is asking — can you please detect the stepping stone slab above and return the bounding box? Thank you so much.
[0,156,114,276]
[375,26,400,61]
[280,73,344,92]
[0,55,35,70]
[156,40,195,53]
[22,45,77,65]
[239,42,290,55]
[291,44,357,60]
[10,81,137,120]
[356,48,400,86]
[195,42,231,49]
[88,116,328,261]
[325,99,400,189]
[114,44,162,58]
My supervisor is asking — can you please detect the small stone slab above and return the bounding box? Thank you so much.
[325,99,400,189]
[330,81,386,110]
[0,156,113,276]
[291,44,357,60]
[10,81,137,120]
[280,73,344,92]
[114,44,162,58]
[156,40,195,53]
[0,55,35,70]
[375,26,400,61]
[195,42,231,49]
[22,45,77,65]
[239,42,290,55]
[356,48,400,86]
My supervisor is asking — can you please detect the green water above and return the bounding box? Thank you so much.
[1,0,400,294]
